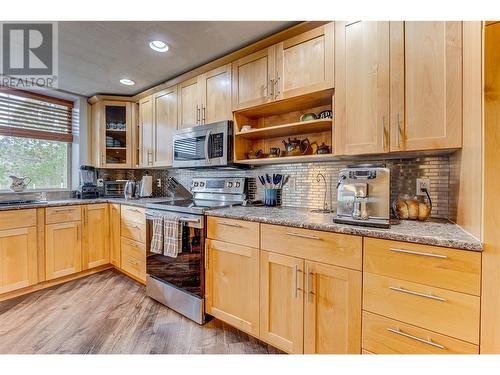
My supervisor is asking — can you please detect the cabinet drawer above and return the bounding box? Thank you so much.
[121,220,146,243]
[261,224,362,270]
[362,311,479,354]
[121,205,146,225]
[363,273,480,344]
[46,205,81,224]
[121,237,146,281]
[207,217,259,248]
[0,209,37,230]
[364,238,481,295]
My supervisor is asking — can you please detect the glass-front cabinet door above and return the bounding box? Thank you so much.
[97,101,132,168]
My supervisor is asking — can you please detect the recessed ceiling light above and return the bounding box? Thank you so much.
[119,78,135,86]
[149,40,169,53]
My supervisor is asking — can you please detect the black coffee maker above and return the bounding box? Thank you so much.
[79,165,100,199]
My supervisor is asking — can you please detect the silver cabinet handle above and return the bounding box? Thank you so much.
[387,328,446,350]
[202,107,206,124]
[306,269,315,302]
[76,224,80,240]
[381,115,386,149]
[268,77,274,98]
[218,221,242,228]
[53,208,74,213]
[101,153,105,166]
[196,105,200,124]
[389,286,447,302]
[128,258,138,266]
[274,74,280,99]
[84,208,87,225]
[204,243,208,269]
[395,112,400,147]
[286,232,321,240]
[294,265,302,298]
[390,248,448,259]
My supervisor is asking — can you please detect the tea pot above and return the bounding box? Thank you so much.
[9,175,31,192]
[282,137,301,154]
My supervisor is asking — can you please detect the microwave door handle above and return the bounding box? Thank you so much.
[204,129,212,164]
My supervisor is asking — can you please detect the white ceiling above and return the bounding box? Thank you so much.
[57,21,297,97]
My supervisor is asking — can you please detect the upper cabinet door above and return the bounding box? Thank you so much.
[392,22,462,151]
[153,86,178,166]
[99,101,133,168]
[275,23,334,100]
[138,96,154,167]
[199,64,232,124]
[178,77,200,129]
[232,47,275,111]
[335,21,390,155]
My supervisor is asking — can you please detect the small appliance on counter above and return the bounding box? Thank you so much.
[139,174,153,197]
[334,164,390,228]
[79,165,100,199]
[124,180,136,200]
[103,180,127,198]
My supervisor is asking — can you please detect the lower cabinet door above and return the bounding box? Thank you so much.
[260,251,304,353]
[206,239,259,336]
[304,261,362,353]
[0,227,37,294]
[45,222,82,280]
[83,204,109,269]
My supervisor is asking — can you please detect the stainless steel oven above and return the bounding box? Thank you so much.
[172,120,234,168]
[145,210,206,324]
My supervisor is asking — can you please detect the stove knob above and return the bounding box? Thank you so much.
[199,181,205,187]
[227,182,233,188]
[194,181,199,187]
[235,182,241,188]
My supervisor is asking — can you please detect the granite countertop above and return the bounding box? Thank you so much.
[0,197,171,211]
[206,206,483,252]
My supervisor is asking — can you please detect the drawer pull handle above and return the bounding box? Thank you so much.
[127,208,142,213]
[389,286,447,302]
[218,221,242,228]
[390,248,447,259]
[286,232,321,240]
[53,208,74,213]
[128,259,138,265]
[387,328,446,350]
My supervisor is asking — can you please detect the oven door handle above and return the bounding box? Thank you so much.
[179,217,200,224]
[204,129,212,164]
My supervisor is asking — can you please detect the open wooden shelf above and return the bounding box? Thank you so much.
[235,119,332,140]
[236,153,335,165]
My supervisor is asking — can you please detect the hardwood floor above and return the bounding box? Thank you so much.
[0,270,281,354]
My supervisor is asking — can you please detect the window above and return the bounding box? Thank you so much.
[0,88,73,191]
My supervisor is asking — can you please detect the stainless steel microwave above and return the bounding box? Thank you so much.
[172,121,234,168]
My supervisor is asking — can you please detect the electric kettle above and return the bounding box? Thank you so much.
[124,180,136,200]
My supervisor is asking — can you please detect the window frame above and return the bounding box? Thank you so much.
[0,87,75,193]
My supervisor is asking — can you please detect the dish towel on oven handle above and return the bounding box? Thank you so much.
[150,214,164,254]
[163,213,182,258]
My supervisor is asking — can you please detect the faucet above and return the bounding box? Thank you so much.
[316,173,331,212]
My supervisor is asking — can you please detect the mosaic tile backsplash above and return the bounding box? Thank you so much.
[98,155,452,220]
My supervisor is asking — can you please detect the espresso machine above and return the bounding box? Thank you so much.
[334,164,390,228]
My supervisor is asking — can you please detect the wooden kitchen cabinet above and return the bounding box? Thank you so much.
[199,64,232,124]
[178,77,200,129]
[205,239,259,336]
[390,21,462,151]
[138,95,154,167]
[335,21,463,156]
[153,85,178,166]
[83,204,109,270]
[45,221,82,280]
[0,226,38,294]
[232,47,275,111]
[304,261,362,354]
[260,251,304,354]
[92,100,133,168]
[232,23,334,111]
[109,203,121,267]
[275,23,334,100]
[335,21,390,155]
